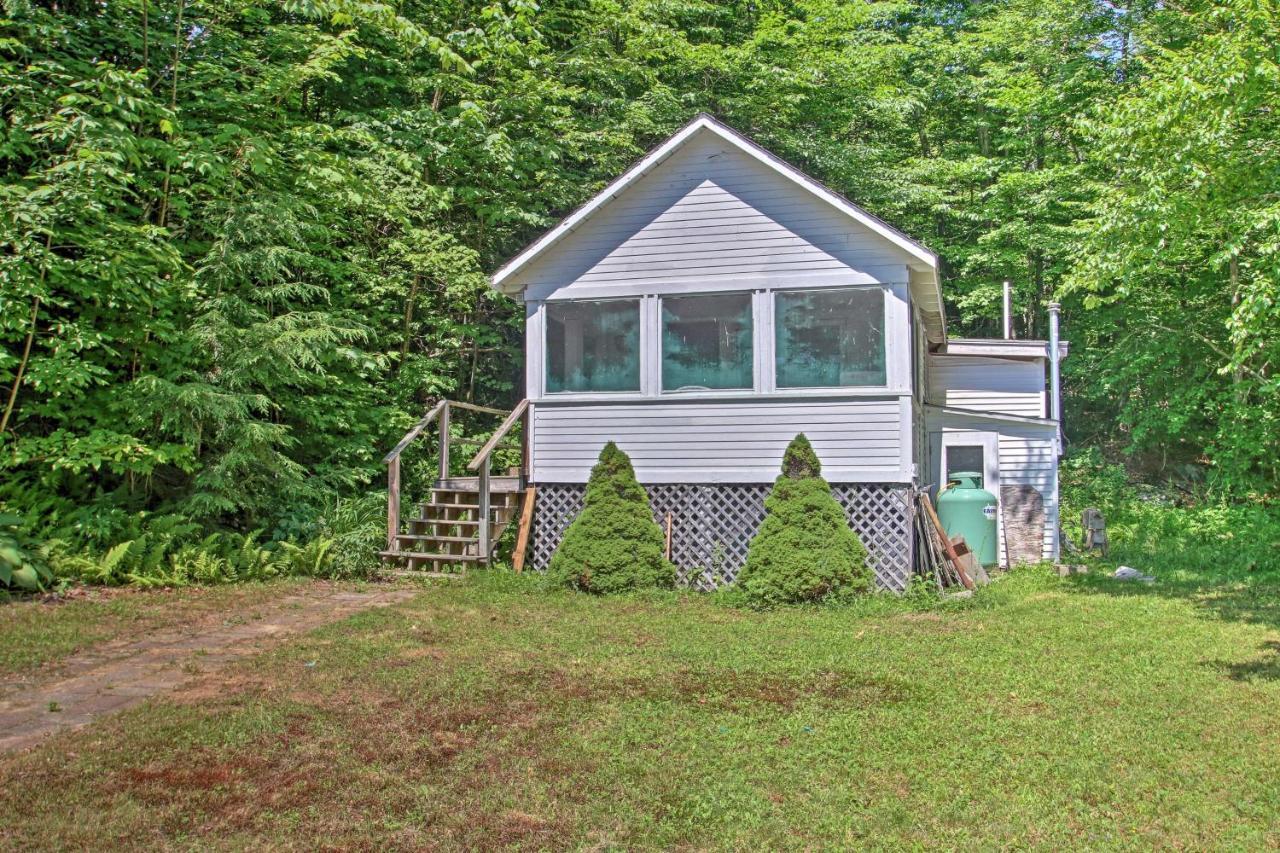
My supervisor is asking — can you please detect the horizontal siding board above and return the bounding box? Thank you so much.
[562,258,852,283]
[534,435,901,447]
[535,417,901,431]
[532,399,907,484]
[563,218,907,250]
[929,355,1046,418]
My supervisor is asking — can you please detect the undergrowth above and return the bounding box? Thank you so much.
[0,494,386,595]
[1059,448,1280,581]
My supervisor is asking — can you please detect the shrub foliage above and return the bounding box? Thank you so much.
[549,443,673,594]
[738,434,870,606]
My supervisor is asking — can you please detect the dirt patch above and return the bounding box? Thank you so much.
[494,809,569,847]
[0,586,416,753]
[93,672,586,849]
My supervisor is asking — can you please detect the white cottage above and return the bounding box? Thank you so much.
[391,115,1066,590]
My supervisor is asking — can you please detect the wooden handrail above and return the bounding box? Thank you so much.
[383,399,447,464]
[467,399,529,471]
[466,399,528,563]
[445,400,511,417]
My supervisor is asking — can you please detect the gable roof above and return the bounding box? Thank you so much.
[492,113,947,342]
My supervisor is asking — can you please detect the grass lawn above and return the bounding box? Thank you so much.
[2,565,1279,849]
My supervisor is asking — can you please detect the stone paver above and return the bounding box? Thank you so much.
[0,587,416,753]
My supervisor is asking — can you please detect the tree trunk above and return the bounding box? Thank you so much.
[1231,253,1245,402]
[157,0,186,229]
[1,232,51,436]
[400,272,420,362]
[1,297,41,437]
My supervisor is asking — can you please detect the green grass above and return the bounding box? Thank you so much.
[2,566,1278,849]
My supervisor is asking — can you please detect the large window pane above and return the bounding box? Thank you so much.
[546,300,640,393]
[775,288,886,387]
[662,293,753,391]
[946,445,985,487]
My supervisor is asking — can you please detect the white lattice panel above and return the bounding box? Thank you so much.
[832,484,914,592]
[531,483,913,592]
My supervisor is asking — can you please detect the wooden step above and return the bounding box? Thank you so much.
[395,533,479,544]
[420,501,480,512]
[382,569,465,580]
[379,551,479,563]
[406,518,493,528]
[418,501,514,513]
[435,475,523,493]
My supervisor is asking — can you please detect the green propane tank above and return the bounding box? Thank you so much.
[937,472,998,567]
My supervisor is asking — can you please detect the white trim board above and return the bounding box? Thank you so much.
[944,338,1070,360]
[924,404,1058,428]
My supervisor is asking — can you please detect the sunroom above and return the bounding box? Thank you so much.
[542,286,890,398]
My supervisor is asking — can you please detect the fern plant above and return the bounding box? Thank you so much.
[0,514,53,593]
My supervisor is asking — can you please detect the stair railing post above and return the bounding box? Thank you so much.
[438,401,450,481]
[386,456,401,552]
[478,453,491,563]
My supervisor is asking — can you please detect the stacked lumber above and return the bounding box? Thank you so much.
[914,493,990,591]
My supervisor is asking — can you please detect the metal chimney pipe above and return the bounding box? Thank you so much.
[1003,280,1012,340]
[1047,302,1062,431]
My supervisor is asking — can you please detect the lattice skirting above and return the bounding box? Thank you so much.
[530,483,914,592]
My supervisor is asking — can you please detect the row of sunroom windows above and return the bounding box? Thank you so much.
[545,286,887,394]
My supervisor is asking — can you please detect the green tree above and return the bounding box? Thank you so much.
[1066,0,1280,490]
[2,0,1275,577]
[548,442,673,594]
[738,434,870,606]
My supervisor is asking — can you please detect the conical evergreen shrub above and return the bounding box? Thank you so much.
[737,434,871,606]
[548,442,674,593]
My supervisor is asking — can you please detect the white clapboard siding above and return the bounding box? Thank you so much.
[517,134,914,299]
[531,398,909,484]
[928,355,1046,418]
[935,413,1060,562]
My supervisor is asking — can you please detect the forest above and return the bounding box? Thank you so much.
[2,0,1278,583]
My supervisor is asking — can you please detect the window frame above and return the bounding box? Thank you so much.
[658,291,757,395]
[532,283,900,401]
[542,296,644,396]
[771,284,890,391]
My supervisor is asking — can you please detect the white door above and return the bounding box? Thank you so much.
[937,430,1004,567]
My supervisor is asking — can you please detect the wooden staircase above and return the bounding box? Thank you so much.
[381,399,533,574]
[379,475,524,571]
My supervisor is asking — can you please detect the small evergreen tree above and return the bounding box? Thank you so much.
[548,442,674,593]
[737,434,871,606]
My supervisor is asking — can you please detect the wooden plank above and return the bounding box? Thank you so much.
[438,401,450,480]
[383,399,447,464]
[477,458,491,563]
[446,400,510,416]
[467,399,529,471]
[511,486,536,573]
[382,569,466,580]
[520,405,531,479]
[919,493,974,591]
[664,511,673,561]
[951,536,989,585]
[386,457,401,552]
